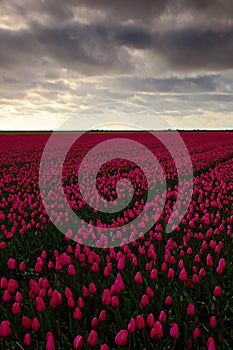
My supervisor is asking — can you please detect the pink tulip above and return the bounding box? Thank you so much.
[170,323,179,338]
[127,318,136,333]
[24,333,32,346]
[150,321,163,339]
[115,329,128,346]
[87,330,98,346]
[73,335,83,349]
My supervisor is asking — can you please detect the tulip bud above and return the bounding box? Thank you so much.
[73,335,83,349]
[115,330,128,346]
[170,323,179,339]
[87,330,98,346]
[150,321,163,339]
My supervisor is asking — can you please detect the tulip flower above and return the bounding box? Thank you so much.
[24,333,32,346]
[213,286,221,297]
[187,304,195,316]
[12,302,21,315]
[45,332,55,350]
[73,335,83,349]
[127,318,136,333]
[32,317,40,331]
[87,330,98,346]
[102,289,111,306]
[134,271,143,284]
[193,327,201,339]
[179,268,187,281]
[159,310,167,323]
[146,313,155,328]
[35,296,46,312]
[8,258,16,269]
[209,315,217,328]
[115,329,128,346]
[0,320,12,337]
[207,337,216,350]
[165,296,172,306]
[89,282,97,294]
[170,323,179,338]
[99,310,106,322]
[136,315,145,329]
[22,316,31,329]
[150,321,163,339]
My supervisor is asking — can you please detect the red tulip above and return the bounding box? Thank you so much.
[193,327,201,339]
[12,302,21,315]
[207,337,216,350]
[111,295,119,307]
[209,315,217,328]
[46,332,55,350]
[32,317,40,331]
[141,294,149,306]
[99,310,106,322]
[87,330,98,346]
[170,323,179,338]
[179,268,187,281]
[147,313,155,327]
[213,286,221,297]
[146,287,154,298]
[68,297,75,308]
[150,269,158,280]
[115,329,128,346]
[159,310,167,323]
[150,321,163,339]
[102,289,111,306]
[207,254,213,267]
[199,268,206,277]
[3,290,11,302]
[78,297,85,308]
[89,282,97,294]
[1,277,8,289]
[136,315,145,329]
[134,271,143,284]
[127,318,136,333]
[22,316,31,329]
[165,296,172,306]
[73,307,82,320]
[8,258,16,269]
[187,304,195,316]
[167,268,174,279]
[73,335,83,349]
[24,333,32,346]
[68,264,76,276]
[0,320,12,337]
[35,296,46,312]
[19,261,26,271]
[91,317,99,329]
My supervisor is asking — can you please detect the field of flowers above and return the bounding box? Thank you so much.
[0,131,233,350]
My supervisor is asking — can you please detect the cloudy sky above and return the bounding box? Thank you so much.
[0,0,233,130]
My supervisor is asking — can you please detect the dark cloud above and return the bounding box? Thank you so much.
[1,22,233,77]
[0,23,132,75]
[115,75,219,93]
[0,0,233,130]
[159,28,233,71]
[115,26,233,71]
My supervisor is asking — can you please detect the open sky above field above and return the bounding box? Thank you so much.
[0,1,233,130]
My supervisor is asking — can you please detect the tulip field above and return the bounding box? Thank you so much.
[0,131,233,350]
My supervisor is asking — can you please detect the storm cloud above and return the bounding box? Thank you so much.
[0,0,232,129]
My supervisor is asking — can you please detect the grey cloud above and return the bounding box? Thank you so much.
[0,23,132,75]
[114,75,219,93]
[115,26,233,71]
[1,23,233,77]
